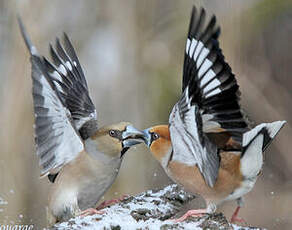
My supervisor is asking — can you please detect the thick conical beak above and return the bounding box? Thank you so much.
[142,128,152,147]
[122,125,145,148]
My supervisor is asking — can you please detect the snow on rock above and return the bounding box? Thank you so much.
[50,184,264,230]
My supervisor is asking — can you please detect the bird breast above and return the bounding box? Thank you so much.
[49,150,122,214]
[74,150,122,210]
[166,151,243,204]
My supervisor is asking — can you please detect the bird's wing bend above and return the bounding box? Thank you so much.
[18,18,84,176]
[169,7,250,187]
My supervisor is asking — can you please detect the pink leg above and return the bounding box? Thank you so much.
[96,195,129,210]
[80,208,105,217]
[172,209,208,223]
[230,206,246,223]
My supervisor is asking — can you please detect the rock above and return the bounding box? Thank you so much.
[50,184,264,230]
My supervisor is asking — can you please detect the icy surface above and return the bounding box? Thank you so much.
[51,185,264,230]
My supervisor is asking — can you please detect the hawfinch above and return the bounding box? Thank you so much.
[142,7,286,223]
[18,18,145,224]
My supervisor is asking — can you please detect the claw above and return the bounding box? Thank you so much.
[230,206,247,224]
[80,208,105,217]
[96,195,129,210]
[171,209,207,222]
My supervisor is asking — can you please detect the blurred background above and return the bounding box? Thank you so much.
[0,0,291,229]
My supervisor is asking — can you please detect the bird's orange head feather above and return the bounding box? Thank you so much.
[143,125,172,163]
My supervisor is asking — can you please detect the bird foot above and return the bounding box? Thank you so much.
[171,209,207,223]
[80,208,105,217]
[230,206,247,224]
[231,216,246,223]
[96,195,129,210]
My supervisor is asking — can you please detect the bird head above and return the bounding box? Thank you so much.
[90,122,145,158]
[142,125,172,164]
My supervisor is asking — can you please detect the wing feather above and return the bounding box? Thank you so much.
[32,56,84,176]
[182,7,249,147]
[45,36,97,135]
[169,6,249,187]
[18,17,84,176]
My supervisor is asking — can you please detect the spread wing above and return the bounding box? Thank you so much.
[18,18,84,176]
[169,7,249,187]
[43,34,98,139]
[182,7,249,147]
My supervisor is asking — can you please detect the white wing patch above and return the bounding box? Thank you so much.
[200,69,216,87]
[203,78,221,93]
[186,38,191,54]
[188,38,197,57]
[65,61,73,71]
[186,38,222,99]
[49,70,62,81]
[193,41,204,60]
[197,47,210,67]
[57,64,67,76]
[49,71,64,93]
[205,88,221,98]
[198,59,212,77]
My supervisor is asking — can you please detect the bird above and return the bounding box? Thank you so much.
[18,18,145,225]
[141,6,286,223]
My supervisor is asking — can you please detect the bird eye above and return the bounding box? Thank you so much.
[109,130,117,137]
[152,132,160,140]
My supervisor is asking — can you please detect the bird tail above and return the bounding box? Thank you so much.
[239,120,286,178]
[242,120,286,153]
[17,16,39,56]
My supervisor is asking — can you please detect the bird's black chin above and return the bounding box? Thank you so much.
[120,147,130,158]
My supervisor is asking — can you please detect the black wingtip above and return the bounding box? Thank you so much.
[63,32,70,42]
[214,27,221,40]
[17,15,39,56]
[55,36,61,47]
[188,6,197,37]
[200,7,206,18]
[190,5,197,20]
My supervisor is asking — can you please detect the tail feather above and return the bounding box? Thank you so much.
[242,120,286,153]
[262,120,286,151]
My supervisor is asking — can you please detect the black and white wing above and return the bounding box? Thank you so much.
[183,7,250,144]
[43,34,97,139]
[18,18,84,176]
[169,7,250,187]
